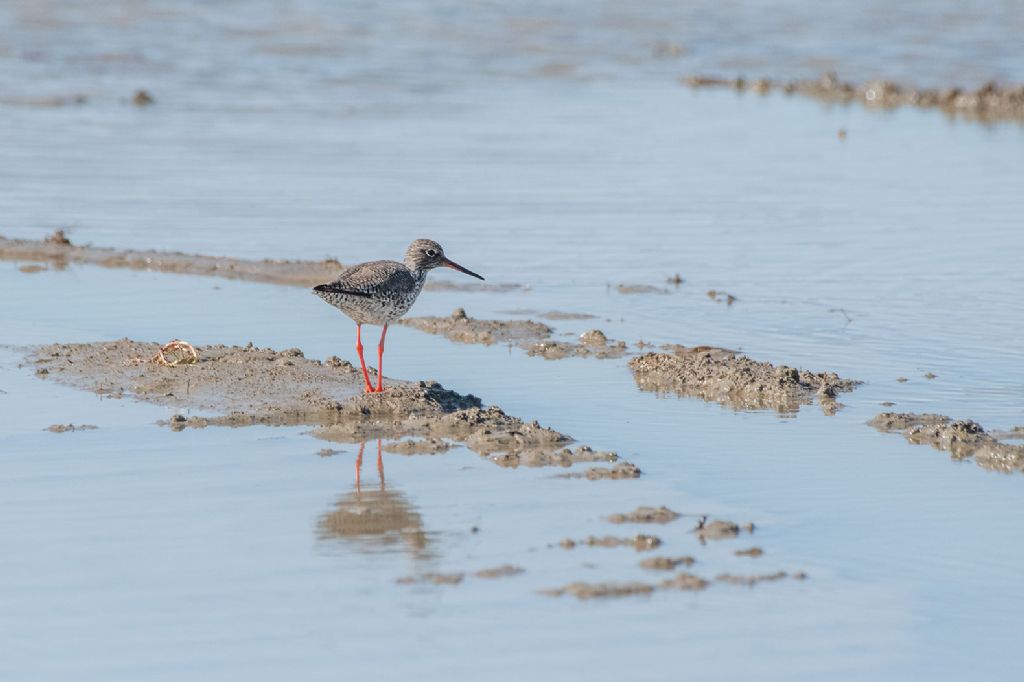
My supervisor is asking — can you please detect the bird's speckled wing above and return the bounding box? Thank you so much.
[319,260,414,296]
[312,260,423,325]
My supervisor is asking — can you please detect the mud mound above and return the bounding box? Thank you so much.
[0,234,519,292]
[402,308,628,360]
[33,339,367,420]
[526,329,628,360]
[399,307,552,345]
[29,339,635,477]
[682,72,1024,124]
[607,506,681,524]
[869,412,1024,473]
[0,234,343,287]
[629,346,859,414]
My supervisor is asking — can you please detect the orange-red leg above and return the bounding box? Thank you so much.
[375,324,389,392]
[355,324,373,393]
[376,438,384,489]
[354,440,365,491]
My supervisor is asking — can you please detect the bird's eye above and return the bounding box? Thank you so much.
[425,249,437,257]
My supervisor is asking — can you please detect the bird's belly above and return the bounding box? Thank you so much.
[330,293,417,326]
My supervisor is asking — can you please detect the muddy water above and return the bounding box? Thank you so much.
[2,1,1024,681]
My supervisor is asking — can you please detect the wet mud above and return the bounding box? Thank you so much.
[502,309,598,321]
[615,284,669,295]
[399,308,552,346]
[716,571,806,586]
[991,426,1024,442]
[402,308,628,360]
[45,423,98,433]
[545,568,811,599]
[491,445,618,469]
[27,339,637,477]
[397,565,526,585]
[630,346,859,414]
[707,290,738,305]
[544,568,803,599]
[682,72,1024,125]
[396,572,464,585]
[639,556,696,570]
[541,581,657,599]
[0,234,519,292]
[0,233,344,288]
[607,506,680,524]
[527,328,629,360]
[0,93,90,108]
[694,518,744,541]
[381,438,452,455]
[544,514,796,600]
[659,573,711,591]
[474,565,526,579]
[556,462,643,480]
[559,534,663,551]
[735,547,764,558]
[869,412,1024,474]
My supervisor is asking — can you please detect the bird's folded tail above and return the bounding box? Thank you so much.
[312,283,372,297]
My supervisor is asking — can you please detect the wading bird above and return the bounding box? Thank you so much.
[313,239,484,392]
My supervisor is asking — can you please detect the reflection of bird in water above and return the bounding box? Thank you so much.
[316,440,431,558]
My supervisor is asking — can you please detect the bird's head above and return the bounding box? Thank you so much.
[404,239,484,280]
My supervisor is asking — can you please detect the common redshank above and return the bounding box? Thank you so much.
[313,239,484,393]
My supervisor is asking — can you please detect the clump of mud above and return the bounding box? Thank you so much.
[543,568,806,598]
[399,308,552,345]
[0,94,89,108]
[1,233,344,288]
[542,572,712,599]
[559,534,662,551]
[45,424,98,433]
[541,581,656,599]
[716,571,806,586]
[607,506,680,524]
[0,234,519,292]
[491,445,618,469]
[396,572,464,585]
[630,346,859,414]
[639,555,696,570]
[682,72,1024,125]
[869,412,1024,473]
[659,573,711,591]
[707,290,738,305]
[537,311,597,321]
[29,339,635,477]
[615,284,669,295]
[693,518,752,542]
[401,308,628,360]
[382,438,452,455]
[526,336,629,360]
[474,565,525,579]
[557,462,642,480]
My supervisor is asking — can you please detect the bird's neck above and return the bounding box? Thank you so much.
[407,264,430,283]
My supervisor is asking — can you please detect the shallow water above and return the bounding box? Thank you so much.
[2,2,1024,680]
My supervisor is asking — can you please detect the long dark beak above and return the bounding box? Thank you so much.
[441,257,485,280]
